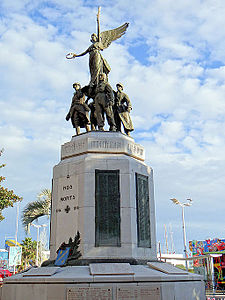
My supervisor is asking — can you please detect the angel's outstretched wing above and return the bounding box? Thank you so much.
[100,22,129,49]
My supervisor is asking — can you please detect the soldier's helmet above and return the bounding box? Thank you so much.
[116,82,124,90]
[73,82,81,89]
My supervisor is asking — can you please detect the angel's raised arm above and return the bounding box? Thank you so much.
[75,48,90,57]
[66,48,90,59]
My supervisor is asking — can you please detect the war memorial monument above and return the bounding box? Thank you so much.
[2,7,205,300]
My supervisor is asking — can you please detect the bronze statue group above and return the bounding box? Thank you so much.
[66,75,133,136]
[66,7,133,136]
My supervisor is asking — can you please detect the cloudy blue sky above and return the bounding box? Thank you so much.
[1,0,225,255]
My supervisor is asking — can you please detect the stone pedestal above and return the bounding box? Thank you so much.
[1,131,206,300]
[50,131,156,261]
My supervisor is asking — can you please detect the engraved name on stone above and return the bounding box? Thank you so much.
[127,143,144,156]
[63,140,86,155]
[62,135,145,160]
[90,140,123,150]
[117,286,161,300]
[67,287,112,300]
[60,184,74,200]
[60,185,75,201]
[63,185,73,190]
[58,176,78,210]
[60,195,76,201]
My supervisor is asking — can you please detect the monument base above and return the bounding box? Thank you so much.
[50,131,157,261]
[2,262,205,300]
[2,133,205,299]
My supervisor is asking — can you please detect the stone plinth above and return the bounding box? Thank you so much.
[2,263,205,300]
[50,132,156,261]
[61,131,145,161]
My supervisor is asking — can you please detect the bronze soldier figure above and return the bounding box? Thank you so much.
[87,100,98,131]
[66,83,91,135]
[80,85,98,131]
[94,73,116,131]
[114,83,134,136]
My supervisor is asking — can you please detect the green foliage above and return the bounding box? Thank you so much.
[175,264,186,270]
[22,189,51,232]
[17,237,37,271]
[0,149,22,221]
[175,264,194,273]
[69,231,82,261]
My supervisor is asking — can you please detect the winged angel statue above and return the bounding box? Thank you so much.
[66,7,129,86]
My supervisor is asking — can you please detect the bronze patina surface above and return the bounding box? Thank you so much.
[66,82,90,135]
[66,7,128,86]
[94,73,116,131]
[66,7,132,133]
[114,83,134,136]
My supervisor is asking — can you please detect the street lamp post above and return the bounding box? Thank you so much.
[170,198,192,271]
[31,224,47,266]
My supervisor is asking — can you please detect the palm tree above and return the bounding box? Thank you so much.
[22,189,51,233]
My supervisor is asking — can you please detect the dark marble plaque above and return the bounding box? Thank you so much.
[136,173,151,248]
[95,170,121,247]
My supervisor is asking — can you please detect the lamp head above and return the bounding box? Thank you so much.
[184,198,193,206]
[170,198,180,205]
